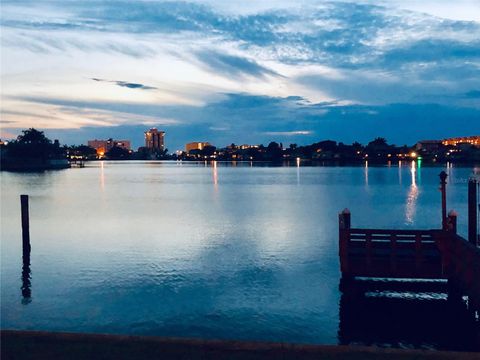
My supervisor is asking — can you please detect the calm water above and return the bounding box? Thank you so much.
[1,161,479,350]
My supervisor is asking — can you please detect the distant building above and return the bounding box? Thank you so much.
[239,144,259,150]
[416,140,442,151]
[442,136,480,147]
[145,128,165,151]
[88,138,131,156]
[186,142,211,153]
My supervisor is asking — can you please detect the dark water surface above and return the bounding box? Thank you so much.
[1,161,478,350]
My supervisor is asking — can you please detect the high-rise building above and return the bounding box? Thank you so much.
[145,128,165,151]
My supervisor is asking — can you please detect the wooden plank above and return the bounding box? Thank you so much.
[349,228,433,235]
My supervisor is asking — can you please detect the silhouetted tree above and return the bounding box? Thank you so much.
[352,142,363,151]
[367,137,388,148]
[106,146,130,160]
[17,128,51,145]
[266,142,283,160]
[202,145,216,156]
[6,128,65,159]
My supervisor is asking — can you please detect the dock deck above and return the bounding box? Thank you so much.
[338,172,480,314]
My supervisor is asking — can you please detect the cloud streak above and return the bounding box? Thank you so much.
[194,50,282,79]
[7,93,480,150]
[264,131,312,136]
[91,78,158,90]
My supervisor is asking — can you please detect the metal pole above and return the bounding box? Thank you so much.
[468,178,477,245]
[440,171,448,230]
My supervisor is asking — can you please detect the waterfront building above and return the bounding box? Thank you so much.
[442,136,480,147]
[239,144,259,150]
[88,138,131,157]
[186,142,211,153]
[415,140,442,152]
[145,128,165,151]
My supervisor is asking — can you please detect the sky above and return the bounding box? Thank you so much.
[1,0,480,151]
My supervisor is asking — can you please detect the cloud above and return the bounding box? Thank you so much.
[91,78,157,90]
[1,96,182,131]
[465,90,480,98]
[381,39,480,64]
[264,131,312,136]
[9,93,480,150]
[296,62,480,106]
[194,50,282,79]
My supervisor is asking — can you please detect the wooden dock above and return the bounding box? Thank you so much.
[339,172,480,315]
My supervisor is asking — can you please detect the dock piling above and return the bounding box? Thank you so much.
[339,209,352,290]
[468,178,478,246]
[20,195,30,254]
[447,210,457,234]
[440,171,448,230]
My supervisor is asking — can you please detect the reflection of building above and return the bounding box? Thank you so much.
[145,128,165,151]
[442,136,480,147]
[186,142,211,153]
[88,138,131,156]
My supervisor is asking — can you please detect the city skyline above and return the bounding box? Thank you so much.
[1,0,480,151]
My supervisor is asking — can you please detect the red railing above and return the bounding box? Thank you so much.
[340,226,447,279]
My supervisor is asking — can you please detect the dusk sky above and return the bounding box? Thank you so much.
[1,0,480,151]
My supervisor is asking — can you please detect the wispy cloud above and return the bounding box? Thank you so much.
[4,92,480,149]
[264,131,312,136]
[194,50,282,79]
[465,90,480,98]
[91,78,157,90]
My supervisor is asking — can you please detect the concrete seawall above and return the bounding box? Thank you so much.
[2,330,479,360]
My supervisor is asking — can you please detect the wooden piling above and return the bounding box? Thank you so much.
[447,210,457,235]
[20,195,30,254]
[468,178,477,246]
[339,209,351,274]
[439,171,448,230]
[339,209,353,292]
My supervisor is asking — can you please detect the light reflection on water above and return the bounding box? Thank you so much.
[405,161,419,225]
[0,161,477,350]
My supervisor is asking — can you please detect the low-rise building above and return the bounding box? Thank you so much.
[88,138,131,157]
[442,136,480,147]
[416,140,442,152]
[186,142,211,153]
